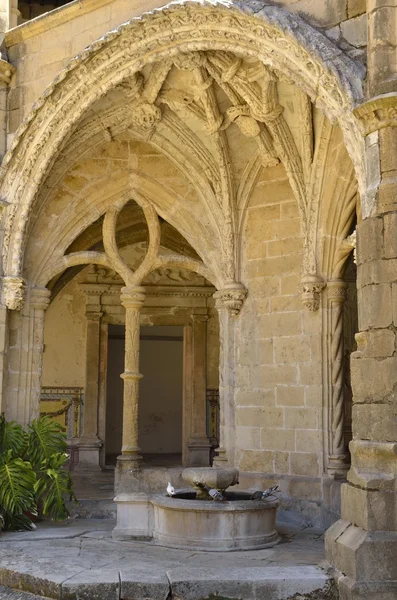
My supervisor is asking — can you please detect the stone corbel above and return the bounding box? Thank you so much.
[216,281,248,316]
[2,275,27,310]
[354,93,397,135]
[299,274,326,311]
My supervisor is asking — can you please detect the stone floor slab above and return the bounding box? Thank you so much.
[0,519,329,600]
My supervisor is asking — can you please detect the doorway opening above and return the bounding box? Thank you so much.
[105,324,184,466]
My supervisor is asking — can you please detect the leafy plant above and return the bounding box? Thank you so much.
[0,414,77,531]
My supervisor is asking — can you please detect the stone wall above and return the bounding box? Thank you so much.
[235,162,324,524]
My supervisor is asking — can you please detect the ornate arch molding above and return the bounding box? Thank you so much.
[0,0,365,309]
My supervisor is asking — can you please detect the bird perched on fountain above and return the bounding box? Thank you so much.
[250,485,279,500]
[196,482,225,501]
[167,482,176,497]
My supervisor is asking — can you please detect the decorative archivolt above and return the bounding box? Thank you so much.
[0,0,365,307]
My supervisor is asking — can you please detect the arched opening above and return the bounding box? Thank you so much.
[0,0,366,533]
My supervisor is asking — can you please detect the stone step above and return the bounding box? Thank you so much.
[66,497,116,519]
[0,565,333,600]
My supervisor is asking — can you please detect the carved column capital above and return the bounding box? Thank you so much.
[120,286,146,309]
[2,276,27,310]
[327,279,348,304]
[354,93,397,136]
[214,282,248,316]
[299,274,325,311]
[30,287,51,311]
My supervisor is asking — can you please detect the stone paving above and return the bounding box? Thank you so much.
[0,519,333,600]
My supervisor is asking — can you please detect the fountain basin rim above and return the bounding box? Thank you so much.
[152,493,279,512]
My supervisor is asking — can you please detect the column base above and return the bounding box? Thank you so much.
[326,520,397,598]
[75,437,102,470]
[337,575,397,600]
[115,454,142,494]
[327,453,350,479]
[213,447,229,466]
[112,492,153,540]
[187,436,211,467]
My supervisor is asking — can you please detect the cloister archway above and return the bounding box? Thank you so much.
[0,0,366,538]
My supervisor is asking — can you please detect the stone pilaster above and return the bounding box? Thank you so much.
[327,280,350,478]
[184,313,211,467]
[326,97,397,600]
[77,285,107,469]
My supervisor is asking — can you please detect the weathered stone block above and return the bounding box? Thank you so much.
[326,523,397,582]
[357,218,383,266]
[254,364,297,386]
[358,284,392,329]
[352,404,397,442]
[354,330,395,358]
[348,0,366,17]
[276,385,305,406]
[235,389,275,407]
[285,407,319,429]
[260,427,295,452]
[238,450,274,472]
[290,452,320,476]
[274,336,311,363]
[274,451,290,474]
[341,14,367,47]
[236,406,283,428]
[235,426,261,449]
[296,429,321,453]
[351,356,397,402]
[341,483,397,531]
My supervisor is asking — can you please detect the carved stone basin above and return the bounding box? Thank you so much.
[152,491,280,551]
[182,466,239,498]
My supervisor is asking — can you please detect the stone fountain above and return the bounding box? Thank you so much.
[151,467,280,551]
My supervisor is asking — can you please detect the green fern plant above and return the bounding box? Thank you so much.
[0,414,77,531]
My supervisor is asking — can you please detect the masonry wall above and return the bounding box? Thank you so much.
[236,163,324,523]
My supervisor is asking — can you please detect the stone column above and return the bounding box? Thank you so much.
[327,280,350,478]
[113,286,149,541]
[78,286,105,469]
[117,286,145,471]
[368,0,397,96]
[0,0,19,31]
[326,100,397,600]
[29,287,51,421]
[212,294,235,466]
[184,314,211,467]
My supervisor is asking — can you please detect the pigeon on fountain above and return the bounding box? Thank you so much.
[250,485,279,500]
[167,482,176,497]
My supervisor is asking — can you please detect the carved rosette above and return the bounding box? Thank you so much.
[299,275,326,311]
[129,102,161,130]
[2,276,27,310]
[216,282,248,316]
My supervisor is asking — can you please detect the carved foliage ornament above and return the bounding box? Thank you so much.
[2,276,27,310]
[354,94,397,135]
[299,275,326,312]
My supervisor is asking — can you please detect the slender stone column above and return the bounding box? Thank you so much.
[326,100,397,600]
[29,287,51,421]
[212,293,235,466]
[118,286,145,469]
[327,280,349,477]
[78,286,105,469]
[185,314,211,467]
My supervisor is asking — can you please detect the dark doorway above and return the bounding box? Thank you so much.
[105,324,183,466]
